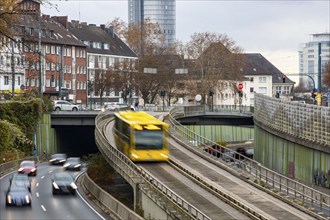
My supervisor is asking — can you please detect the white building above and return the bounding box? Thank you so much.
[298,33,330,90]
[0,36,25,98]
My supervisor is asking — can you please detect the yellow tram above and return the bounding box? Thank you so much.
[113,111,169,162]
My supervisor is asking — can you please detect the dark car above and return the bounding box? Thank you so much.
[49,153,67,165]
[10,173,31,192]
[18,160,37,176]
[6,183,32,207]
[63,157,82,171]
[52,173,77,195]
[235,147,254,160]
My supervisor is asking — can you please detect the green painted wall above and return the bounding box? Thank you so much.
[254,125,330,187]
[185,125,254,143]
[35,114,57,155]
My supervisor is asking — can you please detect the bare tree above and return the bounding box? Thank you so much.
[0,0,19,44]
[183,32,244,103]
[322,60,330,90]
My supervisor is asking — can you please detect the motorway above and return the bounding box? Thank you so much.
[0,163,107,220]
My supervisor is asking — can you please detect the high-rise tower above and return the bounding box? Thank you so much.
[128,0,176,45]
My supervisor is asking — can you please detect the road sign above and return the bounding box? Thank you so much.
[237,83,243,90]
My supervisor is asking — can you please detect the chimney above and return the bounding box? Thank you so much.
[108,26,115,37]
[51,16,68,29]
[100,24,105,30]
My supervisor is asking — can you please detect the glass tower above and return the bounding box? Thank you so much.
[128,0,176,45]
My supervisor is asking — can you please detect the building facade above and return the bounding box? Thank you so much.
[298,33,330,91]
[128,0,176,45]
[67,21,138,107]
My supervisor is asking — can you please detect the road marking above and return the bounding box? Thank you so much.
[36,182,39,187]
[36,192,39,197]
[49,170,53,173]
[41,176,45,179]
[41,205,46,212]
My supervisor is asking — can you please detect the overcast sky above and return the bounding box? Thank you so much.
[42,0,330,82]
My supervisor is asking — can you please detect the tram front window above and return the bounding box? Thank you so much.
[135,131,163,150]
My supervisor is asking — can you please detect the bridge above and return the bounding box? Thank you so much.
[36,94,330,219]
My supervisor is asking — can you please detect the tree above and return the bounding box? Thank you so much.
[323,60,330,89]
[183,32,244,103]
[0,0,19,45]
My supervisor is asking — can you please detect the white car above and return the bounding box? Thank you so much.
[53,100,79,111]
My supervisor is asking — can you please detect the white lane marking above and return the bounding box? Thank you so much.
[36,192,39,197]
[41,205,46,212]
[75,172,106,220]
[41,176,45,179]
[36,182,39,187]
[49,170,53,173]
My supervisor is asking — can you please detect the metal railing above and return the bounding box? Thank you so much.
[167,106,330,218]
[94,111,211,220]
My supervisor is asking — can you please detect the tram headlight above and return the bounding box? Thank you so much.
[131,153,139,159]
[160,153,168,158]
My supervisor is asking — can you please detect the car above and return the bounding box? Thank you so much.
[52,173,77,195]
[49,153,67,165]
[63,157,82,171]
[6,183,32,206]
[235,147,254,160]
[53,100,79,111]
[18,160,37,176]
[10,173,31,192]
[204,143,223,158]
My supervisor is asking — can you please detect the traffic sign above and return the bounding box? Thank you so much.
[237,83,243,90]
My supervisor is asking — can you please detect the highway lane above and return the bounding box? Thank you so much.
[0,163,105,220]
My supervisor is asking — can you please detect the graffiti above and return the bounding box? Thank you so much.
[314,170,329,188]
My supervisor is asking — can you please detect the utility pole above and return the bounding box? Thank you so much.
[317,42,322,93]
[11,39,15,98]
[38,8,42,95]
[58,46,62,99]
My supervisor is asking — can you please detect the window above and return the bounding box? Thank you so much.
[258,87,267,94]
[51,46,56,54]
[4,76,9,85]
[46,45,50,54]
[144,68,157,74]
[275,86,281,94]
[249,77,254,82]
[259,77,266,83]
[283,86,290,94]
[175,68,188,74]
[250,87,254,93]
[67,48,71,57]
[46,62,50,71]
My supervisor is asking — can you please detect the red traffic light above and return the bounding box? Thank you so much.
[237,83,243,90]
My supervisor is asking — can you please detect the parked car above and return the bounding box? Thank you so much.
[10,173,31,192]
[52,173,77,195]
[18,160,37,176]
[49,153,67,165]
[235,147,254,160]
[53,100,79,111]
[63,157,82,171]
[6,182,32,206]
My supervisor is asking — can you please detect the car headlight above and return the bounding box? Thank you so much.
[70,182,77,189]
[7,195,12,204]
[31,168,36,172]
[53,182,59,189]
[25,195,30,203]
[49,159,56,162]
[74,164,81,168]
[59,159,66,163]
[63,163,70,168]
[18,168,24,172]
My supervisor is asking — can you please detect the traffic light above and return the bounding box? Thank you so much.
[238,90,243,97]
[311,88,317,99]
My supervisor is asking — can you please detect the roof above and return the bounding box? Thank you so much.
[240,53,294,84]
[67,21,137,58]
[15,14,86,47]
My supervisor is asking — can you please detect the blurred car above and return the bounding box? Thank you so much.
[6,183,32,206]
[53,100,79,111]
[10,173,31,192]
[18,160,37,176]
[235,147,254,160]
[49,153,67,165]
[52,173,77,195]
[63,157,82,171]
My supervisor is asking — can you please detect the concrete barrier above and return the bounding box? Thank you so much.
[79,172,143,220]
